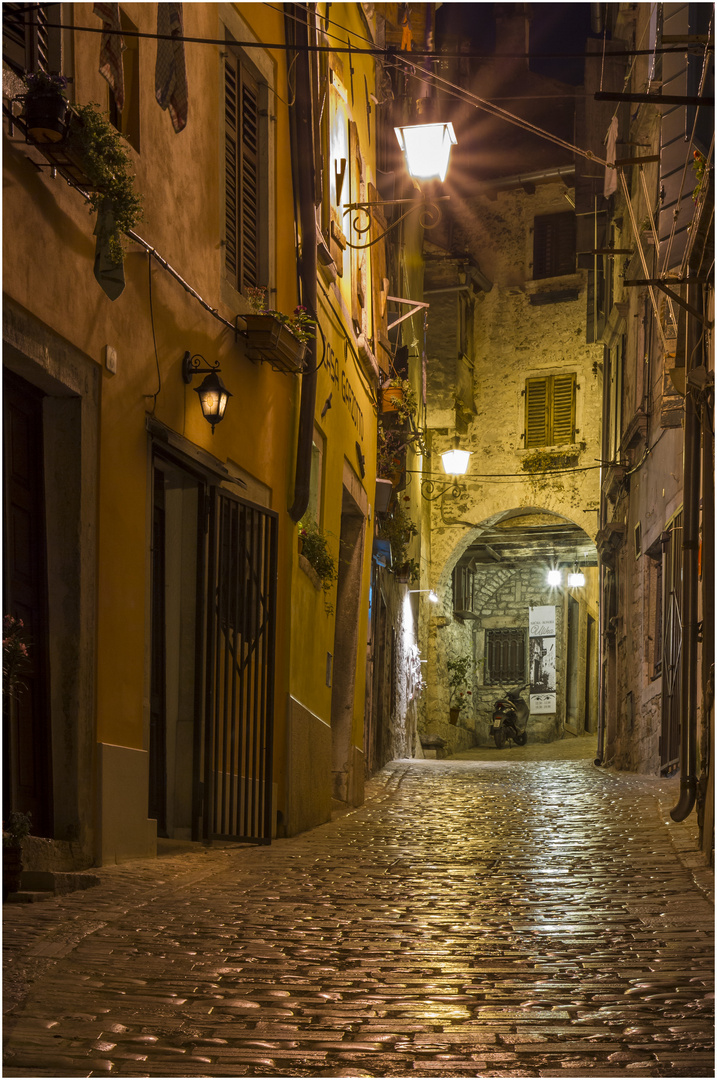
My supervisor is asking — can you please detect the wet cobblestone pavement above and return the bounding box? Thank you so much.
[3,738,714,1077]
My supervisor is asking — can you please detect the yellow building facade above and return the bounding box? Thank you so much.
[3,3,385,867]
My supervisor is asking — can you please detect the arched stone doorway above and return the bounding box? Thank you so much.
[421,508,599,754]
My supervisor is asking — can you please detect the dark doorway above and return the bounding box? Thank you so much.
[149,453,278,843]
[331,482,366,804]
[3,369,53,835]
[585,613,596,732]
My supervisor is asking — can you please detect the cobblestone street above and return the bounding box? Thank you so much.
[3,738,714,1078]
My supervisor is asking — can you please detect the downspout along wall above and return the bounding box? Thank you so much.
[285,3,318,523]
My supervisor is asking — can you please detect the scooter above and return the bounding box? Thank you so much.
[492,686,529,748]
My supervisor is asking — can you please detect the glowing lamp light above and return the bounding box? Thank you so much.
[429,590,439,603]
[195,371,231,433]
[182,352,232,434]
[547,569,562,587]
[394,121,457,182]
[568,571,586,588]
[441,437,471,476]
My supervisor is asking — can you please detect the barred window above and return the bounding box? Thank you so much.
[485,628,526,686]
[524,373,576,448]
[533,212,576,279]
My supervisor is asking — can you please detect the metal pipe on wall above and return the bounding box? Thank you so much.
[286,3,319,523]
[670,279,702,821]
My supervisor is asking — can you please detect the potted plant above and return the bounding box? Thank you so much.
[3,810,31,900]
[380,377,419,424]
[378,499,418,581]
[298,518,337,596]
[21,72,70,144]
[64,102,143,265]
[377,423,407,489]
[243,286,315,373]
[447,652,473,724]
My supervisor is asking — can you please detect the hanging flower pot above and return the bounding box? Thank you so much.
[244,313,307,373]
[22,73,70,145]
[381,384,405,412]
[449,707,461,725]
[24,91,70,144]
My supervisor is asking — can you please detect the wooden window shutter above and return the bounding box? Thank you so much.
[525,374,576,447]
[224,55,239,288]
[525,377,549,448]
[224,53,260,292]
[551,373,576,444]
[533,212,576,279]
[3,4,57,75]
[240,67,259,290]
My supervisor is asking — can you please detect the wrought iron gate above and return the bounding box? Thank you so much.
[204,489,277,843]
[660,512,683,774]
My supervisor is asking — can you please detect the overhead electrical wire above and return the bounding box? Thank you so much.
[11,11,711,59]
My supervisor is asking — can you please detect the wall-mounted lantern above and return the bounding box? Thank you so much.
[547,569,562,587]
[441,437,472,476]
[568,569,586,588]
[395,121,457,182]
[182,352,232,433]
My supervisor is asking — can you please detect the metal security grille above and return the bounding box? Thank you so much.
[660,513,683,774]
[525,373,576,448]
[485,628,526,686]
[205,490,277,843]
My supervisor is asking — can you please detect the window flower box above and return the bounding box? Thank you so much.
[244,313,307,373]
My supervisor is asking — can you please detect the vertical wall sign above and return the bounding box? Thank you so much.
[529,605,556,714]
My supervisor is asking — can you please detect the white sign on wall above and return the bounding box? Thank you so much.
[529,605,556,714]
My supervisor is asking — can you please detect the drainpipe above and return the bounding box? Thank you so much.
[670,279,701,821]
[285,4,318,523]
[595,343,610,766]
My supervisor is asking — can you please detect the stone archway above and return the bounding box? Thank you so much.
[421,506,599,754]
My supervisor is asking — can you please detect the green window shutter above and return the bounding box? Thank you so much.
[551,373,576,444]
[525,377,548,448]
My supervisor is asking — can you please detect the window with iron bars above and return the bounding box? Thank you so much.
[484,627,526,686]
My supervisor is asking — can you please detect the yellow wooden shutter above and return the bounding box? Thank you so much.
[525,377,548,448]
[551,373,576,444]
[224,55,239,288]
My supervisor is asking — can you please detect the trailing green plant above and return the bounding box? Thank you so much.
[377,422,406,478]
[378,498,418,570]
[245,286,316,343]
[66,102,143,263]
[692,149,708,202]
[447,652,473,710]
[298,518,337,593]
[521,447,582,473]
[394,557,420,584]
[3,810,31,849]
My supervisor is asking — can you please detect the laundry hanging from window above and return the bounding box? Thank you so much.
[155,2,188,133]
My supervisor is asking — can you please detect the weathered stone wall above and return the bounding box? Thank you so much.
[423,563,598,754]
[420,178,603,758]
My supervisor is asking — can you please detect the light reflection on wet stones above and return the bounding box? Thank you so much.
[2,753,713,1077]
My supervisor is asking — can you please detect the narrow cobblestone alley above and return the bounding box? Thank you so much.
[3,740,714,1078]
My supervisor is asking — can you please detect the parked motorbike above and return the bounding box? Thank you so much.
[491,686,529,748]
